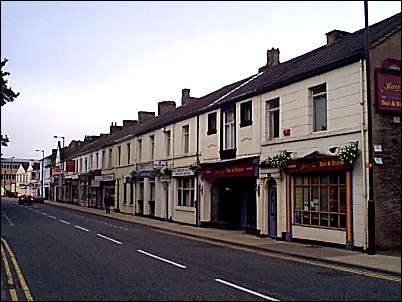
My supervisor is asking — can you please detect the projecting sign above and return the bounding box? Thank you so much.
[375,60,401,113]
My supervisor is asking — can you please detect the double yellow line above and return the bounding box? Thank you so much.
[1,237,33,301]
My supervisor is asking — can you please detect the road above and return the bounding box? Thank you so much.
[1,197,400,301]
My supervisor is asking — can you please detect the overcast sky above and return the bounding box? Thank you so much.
[1,1,400,160]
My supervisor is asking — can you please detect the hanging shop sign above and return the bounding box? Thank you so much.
[172,168,194,177]
[153,160,167,169]
[53,167,63,175]
[94,174,115,182]
[375,59,401,113]
[286,156,350,174]
[201,158,258,179]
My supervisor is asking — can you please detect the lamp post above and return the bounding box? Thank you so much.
[35,149,45,198]
[9,156,15,194]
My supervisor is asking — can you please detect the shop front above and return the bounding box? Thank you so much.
[88,169,102,209]
[201,157,259,233]
[284,152,354,249]
[97,173,115,210]
[78,174,89,207]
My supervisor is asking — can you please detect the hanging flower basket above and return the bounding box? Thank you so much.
[130,170,138,178]
[338,141,359,165]
[260,151,292,169]
[189,163,201,174]
[160,166,172,176]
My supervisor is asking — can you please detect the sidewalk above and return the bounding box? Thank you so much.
[44,200,401,276]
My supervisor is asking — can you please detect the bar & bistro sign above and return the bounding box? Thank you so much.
[375,59,401,113]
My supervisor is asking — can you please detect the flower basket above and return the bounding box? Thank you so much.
[160,166,172,177]
[189,163,201,175]
[260,151,292,169]
[338,141,359,165]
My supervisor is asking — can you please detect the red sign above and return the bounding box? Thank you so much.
[201,158,258,180]
[66,160,75,172]
[286,156,350,174]
[375,67,401,113]
[53,167,63,175]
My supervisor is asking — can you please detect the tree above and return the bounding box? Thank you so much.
[1,58,20,146]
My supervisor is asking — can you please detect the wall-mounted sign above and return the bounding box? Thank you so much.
[286,156,350,174]
[138,171,157,178]
[94,174,115,182]
[53,167,63,175]
[172,168,194,177]
[373,144,382,152]
[154,160,167,169]
[375,63,401,113]
[201,158,258,180]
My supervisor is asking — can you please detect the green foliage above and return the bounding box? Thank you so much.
[260,151,292,169]
[339,141,359,165]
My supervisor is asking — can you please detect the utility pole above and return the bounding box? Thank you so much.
[364,0,375,255]
[36,150,45,198]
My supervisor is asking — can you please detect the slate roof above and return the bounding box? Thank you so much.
[206,12,401,108]
[67,12,400,158]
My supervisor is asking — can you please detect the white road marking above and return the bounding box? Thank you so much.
[97,234,122,245]
[137,249,186,269]
[48,215,56,219]
[40,212,47,216]
[74,225,90,232]
[59,220,71,225]
[215,279,280,301]
[1,211,14,226]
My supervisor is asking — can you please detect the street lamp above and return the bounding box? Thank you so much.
[35,149,45,198]
[53,135,65,148]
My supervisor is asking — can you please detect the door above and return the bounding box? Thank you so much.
[268,180,277,237]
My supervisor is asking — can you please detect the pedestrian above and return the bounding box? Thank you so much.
[104,193,111,214]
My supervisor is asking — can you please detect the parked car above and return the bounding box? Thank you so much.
[32,195,44,203]
[8,192,18,198]
[18,195,34,205]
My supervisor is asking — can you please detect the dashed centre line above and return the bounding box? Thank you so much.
[97,234,122,245]
[137,249,186,269]
[59,219,71,225]
[74,225,90,232]
[215,278,280,301]
[48,215,57,219]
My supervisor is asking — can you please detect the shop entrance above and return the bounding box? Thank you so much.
[211,177,256,232]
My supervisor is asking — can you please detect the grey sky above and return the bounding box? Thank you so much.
[1,1,400,160]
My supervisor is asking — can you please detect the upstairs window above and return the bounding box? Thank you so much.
[150,135,155,160]
[207,112,217,135]
[118,146,121,166]
[137,139,142,162]
[95,153,99,169]
[102,150,106,169]
[311,83,327,132]
[182,125,189,154]
[108,148,113,168]
[127,143,131,165]
[165,131,171,156]
[266,98,280,140]
[240,101,252,127]
[223,109,235,150]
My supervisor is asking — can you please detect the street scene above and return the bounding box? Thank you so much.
[1,1,401,301]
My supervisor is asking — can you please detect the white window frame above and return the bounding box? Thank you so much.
[150,135,155,160]
[165,130,171,156]
[266,98,280,140]
[177,177,195,207]
[182,125,189,154]
[311,83,328,132]
[223,109,235,150]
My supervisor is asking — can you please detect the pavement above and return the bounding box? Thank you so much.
[43,199,401,276]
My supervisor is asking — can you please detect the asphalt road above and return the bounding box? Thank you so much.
[1,197,400,301]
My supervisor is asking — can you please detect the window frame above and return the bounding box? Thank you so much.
[223,109,235,150]
[150,135,155,160]
[165,130,171,156]
[177,177,195,207]
[266,98,280,140]
[182,125,189,154]
[240,100,252,127]
[311,83,328,132]
[207,112,217,135]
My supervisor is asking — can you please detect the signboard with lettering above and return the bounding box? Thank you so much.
[94,174,115,182]
[286,156,350,174]
[53,167,63,175]
[201,158,258,180]
[375,65,401,113]
[172,168,194,177]
[153,160,167,169]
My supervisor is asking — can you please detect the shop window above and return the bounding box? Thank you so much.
[137,181,144,214]
[207,112,217,135]
[129,183,134,205]
[123,182,127,204]
[177,177,195,207]
[311,83,327,132]
[240,101,252,127]
[293,172,347,229]
[149,178,155,216]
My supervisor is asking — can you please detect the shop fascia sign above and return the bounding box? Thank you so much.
[286,156,349,173]
[375,59,401,113]
[172,168,194,177]
[94,174,115,182]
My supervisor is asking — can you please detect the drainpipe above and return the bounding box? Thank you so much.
[364,0,375,255]
[196,114,200,227]
[360,59,368,251]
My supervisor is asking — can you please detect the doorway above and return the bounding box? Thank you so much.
[268,179,277,237]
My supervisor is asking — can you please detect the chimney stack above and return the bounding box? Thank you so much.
[181,88,197,106]
[110,122,123,134]
[326,30,350,45]
[138,111,155,124]
[122,120,138,128]
[158,101,176,116]
[258,48,280,72]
